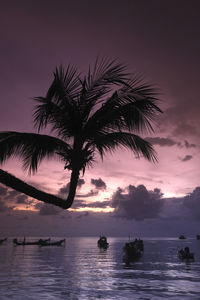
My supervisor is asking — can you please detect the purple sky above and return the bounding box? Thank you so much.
[0,0,200,236]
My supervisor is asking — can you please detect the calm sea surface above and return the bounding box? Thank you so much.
[0,237,200,299]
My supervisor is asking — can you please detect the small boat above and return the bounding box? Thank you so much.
[13,238,50,246]
[39,239,65,246]
[178,247,194,261]
[179,235,186,239]
[196,234,200,240]
[123,238,144,264]
[0,238,7,245]
[97,236,109,249]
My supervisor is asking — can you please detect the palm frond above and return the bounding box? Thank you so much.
[78,58,128,121]
[33,97,55,131]
[33,97,78,137]
[48,65,81,102]
[33,65,81,132]
[90,57,128,86]
[84,79,162,136]
[88,132,157,162]
[0,132,71,173]
[88,58,127,99]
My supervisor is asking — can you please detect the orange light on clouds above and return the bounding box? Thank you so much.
[70,207,114,213]
[13,206,38,212]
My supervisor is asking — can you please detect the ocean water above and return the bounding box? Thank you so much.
[0,237,200,299]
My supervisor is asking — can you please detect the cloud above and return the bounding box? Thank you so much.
[0,199,12,212]
[60,178,106,200]
[181,155,193,162]
[0,184,32,209]
[5,190,21,201]
[76,189,99,198]
[145,137,178,147]
[158,103,199,141]
[131,175,163,184]
[71,200,86,209]
[0,185,7,196]
[145,137,197,150]
[76,212,90,218]
[161,197,186,220]
[91,178,106,190]
[86,201,110,208]
[39,203,62,216]
[0,185,15,212]
[183,187,200,219]
[173,122,197,137]
[111,185,164,220]
[59,178,85,195]
[184,140,196,148]
[72,200,110,209]
[77,179,85,187]
[16,194,29,204]
[59,184,70,195]
[161,186,200,222]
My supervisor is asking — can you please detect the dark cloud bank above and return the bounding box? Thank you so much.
[1,182,200,222]
[1,182,200,236]
[111,185,164,220]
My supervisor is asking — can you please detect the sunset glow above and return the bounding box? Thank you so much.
[0,0,200,238]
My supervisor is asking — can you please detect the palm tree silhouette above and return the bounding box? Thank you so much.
[0,58,162,209]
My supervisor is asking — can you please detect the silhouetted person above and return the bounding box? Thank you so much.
[184,247,190,255]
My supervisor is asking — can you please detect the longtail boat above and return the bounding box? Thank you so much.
[179,235,186,239]
[0,238,7,245]
[123,238,144,264]
[39,239,65,246]
[13,238,50,246]
[97,236,109,249]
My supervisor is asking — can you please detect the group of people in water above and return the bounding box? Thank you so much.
[97,236,195,264]
[178,246,194,260]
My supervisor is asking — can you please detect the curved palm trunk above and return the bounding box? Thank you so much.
[0,168,80,209]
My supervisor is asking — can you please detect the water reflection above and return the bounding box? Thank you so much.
[0,237,200,299]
